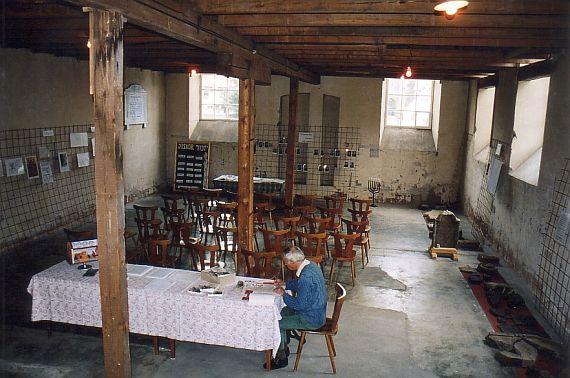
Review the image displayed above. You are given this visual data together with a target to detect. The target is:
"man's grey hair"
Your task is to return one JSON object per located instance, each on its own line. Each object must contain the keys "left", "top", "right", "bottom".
{"left": 284, "top": 246, "right": 305, "bottom": 263}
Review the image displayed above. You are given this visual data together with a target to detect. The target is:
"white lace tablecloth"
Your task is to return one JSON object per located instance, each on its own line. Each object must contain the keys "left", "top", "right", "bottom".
{"left": 27, "top": 261, "right": 283, "bottom": 356}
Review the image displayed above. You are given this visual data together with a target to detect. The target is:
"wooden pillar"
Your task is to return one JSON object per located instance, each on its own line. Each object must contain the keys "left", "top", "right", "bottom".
{"left": 90, "top": 10, "right": 131, "bottom": 377}
{"left": 284, "top": 78, "right": 299, "bottom": 207}
{"left": 237, "top": 78, "right": 255, "bottom": 252}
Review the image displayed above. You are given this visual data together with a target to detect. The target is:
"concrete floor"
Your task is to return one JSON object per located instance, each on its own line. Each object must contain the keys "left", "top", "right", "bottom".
{"left": 1, "top": 202, "right": 542, "bottom": 377}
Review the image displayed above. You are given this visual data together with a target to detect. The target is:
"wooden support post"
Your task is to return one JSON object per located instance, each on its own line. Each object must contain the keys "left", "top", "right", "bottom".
{"left": 284, "top": 78, "right": 299, "bottom": 207}
{"left": 90, "top": 10, "right": 131, "bottom": 377}
{"left": 237, "top": 78, "right": 255, "bottom": 252}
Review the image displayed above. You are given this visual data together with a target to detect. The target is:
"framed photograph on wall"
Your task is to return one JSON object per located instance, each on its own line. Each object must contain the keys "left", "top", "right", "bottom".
{"left": 25, "top": 155, "right": 40, "bottom": 179}
{"left": 5, "top": 157, "right": 25, "bottom": 177}
{"left": 58, "top": 152, "right": 70, "bottom": 172}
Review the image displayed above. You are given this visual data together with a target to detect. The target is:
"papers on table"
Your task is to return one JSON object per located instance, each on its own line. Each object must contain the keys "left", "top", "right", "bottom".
{"left": 248, "top": 293, "right": 276, "bottom": 306}
{"left": 127, "top": 265, "right": 153, "bottom": 277}
{"left": 146, "top": 267, "right": 174, "bottom": 279}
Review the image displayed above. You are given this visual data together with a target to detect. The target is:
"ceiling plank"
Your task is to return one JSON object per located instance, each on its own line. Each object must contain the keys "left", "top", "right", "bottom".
{"left": 218, "top": 13, "right": 568, "bottom": 29}
{"left": 189, "top": 0, "right": 569, "bottom": 16}
{"left": 63, "top": 0, "right": 319, "bottom": 83}
{"left": 236, "top": 26, "right": 566, "bottom": 41}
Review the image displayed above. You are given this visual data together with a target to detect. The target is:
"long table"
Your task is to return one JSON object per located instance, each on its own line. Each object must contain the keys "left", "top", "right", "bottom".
{"left": 27, "top": 261, "right": 283, "bottom": 365}
{"left": 212, "top": 174, "right": 285, "bottom": 194}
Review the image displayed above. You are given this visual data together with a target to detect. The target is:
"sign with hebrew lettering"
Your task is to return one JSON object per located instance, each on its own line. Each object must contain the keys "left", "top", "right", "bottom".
{"left": 174, "top": 142, "right": 210, "bottom": 191}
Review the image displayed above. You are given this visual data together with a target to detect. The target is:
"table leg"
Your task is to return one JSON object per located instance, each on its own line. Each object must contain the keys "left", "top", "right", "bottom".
{"left": 265, "top": 350, "right": 272, "bottom": 371}
{"left": 169, "top": 339, "right": 176, "bottom": 359}
{"left": 153, "top": 336, "right": 159, "bottom": 355}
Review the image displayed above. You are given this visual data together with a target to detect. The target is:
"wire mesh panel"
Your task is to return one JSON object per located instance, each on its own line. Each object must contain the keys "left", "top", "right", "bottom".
{"left": 536, "top": 158, "right": 570, "bottom": 345}
{"left": 0, "top": 125, "right": 95, "bottom": 252}
{"left": 254, "top": 124, "right": 361, "bottom": 197}
{"left": 471, "top": 139, "right": 511, "bottom": 241}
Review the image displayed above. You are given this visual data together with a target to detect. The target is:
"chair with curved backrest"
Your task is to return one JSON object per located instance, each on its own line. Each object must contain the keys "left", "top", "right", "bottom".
{"left": 259, "top": 228, "right": 290, "bottom": 278}
{"left": 161, "top": 194, "right": 186, "bottom": 233}
{"left": 254, "top": 192, "right": 277, "bottom": 221}
{"left": 293, "top": 283, "right": 347, "bottom": 374}
{"left": 347, "top": 208, "right": 372, "bottom": 249}
{"left": 217, "top": 201, "right": 238, "bottom": 228}
{"left": 342, "top": 219, "right": 370, "bottom": 269}
{"left": 319, "top": 195, "right": 345, "bottom": 231}
{"left": 214, "top": 225, "right": 240, "bottom": 273}
{"left": 133, "top": 205, "right": 163, "bottom": 260}
{"left": 273, "top": 215, "right": 301, "bottom": 243}
{"left": 147, "top": 238, "right": 176, "bottom": 268}
{"left": 241, "top": 249, "right": 283, "bottom": 279}
{"left": 188, "top": 241, "right": 220, "bottom": 271}
{"left": 181, "top": 187, "right": 203, "bottom": 223}
{"left": 329, "top": 232, "right": 360, "bottom": 286}
{"left": 170, "top": 220, "right": 198, "bottom": 268}
{"left": 296, "top": 231, "right": 327, "bottom": 273}
{"left": 349, "top": 197, "right": 372, "bottom": 212}
{"left": 203, "top": 188, "right": 224, "bottom": 208}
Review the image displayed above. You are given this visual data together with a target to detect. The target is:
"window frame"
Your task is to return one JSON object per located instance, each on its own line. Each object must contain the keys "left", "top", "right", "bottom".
{"left": 383, "top": 78, "right": 435, "bottom": 130}
{"left": 199, "top": 74, "right": 239, "bottom": 121}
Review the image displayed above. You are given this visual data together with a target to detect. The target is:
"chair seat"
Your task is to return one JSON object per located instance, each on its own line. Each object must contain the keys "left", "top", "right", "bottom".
{"left": 302, "top": 317, "right": 338, "bottom": 335}
{"left": 354, "top": 236, "right": 369, "bottom": 245}
{"left": 179, "top": 237, "right": 198, "bottom": 247}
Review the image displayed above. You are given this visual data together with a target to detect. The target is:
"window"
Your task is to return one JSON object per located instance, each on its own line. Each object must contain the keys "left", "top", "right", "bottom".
{"left": 200, "top": 74, "right": 239, "bottom": 120}
{"left": 473, "top": 86, "right": 496, "bottom": 162}
{"left": 509, "top": 76, "right": 550, "bottom": 186}
{"left": 384, "top": 79, "right": 434, "bottom": 128}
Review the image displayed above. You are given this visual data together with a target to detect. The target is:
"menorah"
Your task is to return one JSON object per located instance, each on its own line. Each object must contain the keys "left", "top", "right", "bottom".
{"left": 368, "top": 177, "right": 381, "bottom": 207}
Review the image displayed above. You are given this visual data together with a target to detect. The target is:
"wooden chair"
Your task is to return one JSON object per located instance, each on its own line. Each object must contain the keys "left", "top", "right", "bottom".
{"left": 294, "top": 283, "right": 347, "bottom": 374}
{"left": 319, "top": 195, "right": 345, "bottom": 231}
{"left": 181, "top": 187, "right": 203, "bottom": 223}
{"left": 342, "top": 219, "right": 370, "bottom": 269}
{"left": 259, "top": 228, "right": 290, "bottom": 278}
{"left": 217, "top": 201, "right": 238, "bottom": 227}
{"left": 202, "top": 188, "right": 224, "bottom": 208}
{"left": 329, "top": 233, "right": 360, "bottom": 286}
{"left": 349, "top": 197, "right": 372, "bottom": 212}
{"left": 196, "top": 206, "right": 221, "bottom": 244}
{"left": 296, "top": 231, "right": 327, "bottom": 273}
{"left": 214, "top": 225, "right": 240, "bottom": 273}
{"left": 170, "top": 220, "right": 198, "bottom": 267}
{"left": 254, "top": 192, "right": 277, "bottom": 220}
{"left": 241, "top": 249, "right": 283, "bottom": 279}
{"left": 147, "top": 238, "right": 176, "bottom": 268}
{"left": 188, "top": 241, "right": 220, "bottom": 271}
{"left": 347, "top": 208, "right": 372, "bottom": 249}
{"left": 161, "top": 194, "right": 186, "bottom": 232}
{"left": 273, "top": 215, "right": 301, "bottom": 243}
{"left": 294, "top": 194, "right": 317, "bottom": 208}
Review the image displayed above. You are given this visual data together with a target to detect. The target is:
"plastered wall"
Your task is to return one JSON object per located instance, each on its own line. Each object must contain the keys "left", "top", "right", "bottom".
{"left": 187, "top": 74, "right": 468, "bottom": 204}
{"left": 461, "top": 55, "right": 570, "bottom": 287}
{"left": 0, "top": 48, "right": 167, "bottom": 250}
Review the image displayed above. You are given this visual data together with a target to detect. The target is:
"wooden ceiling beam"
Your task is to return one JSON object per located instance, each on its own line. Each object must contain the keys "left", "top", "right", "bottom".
{"left": 259, "top": 36, "right": 566, "bottom": 48}
{"left": 218, "top": 13, "right": 568, "bottom": 29}
{"left": 189, "top": 0, "right": 569, "bottom": 16}
{"left": 236, "top": 26, "right": 566, "bottom": 41}
{"left": 63, "top": 0, "right": 319, "bottom": 83}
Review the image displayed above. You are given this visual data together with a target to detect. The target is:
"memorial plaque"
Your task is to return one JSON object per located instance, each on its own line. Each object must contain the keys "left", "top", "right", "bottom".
{"left": 174, "top": 141, "right": 209, "bottom": 191}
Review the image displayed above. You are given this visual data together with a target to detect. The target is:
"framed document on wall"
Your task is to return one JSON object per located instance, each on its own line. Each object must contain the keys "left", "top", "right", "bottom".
{"left": 174, "top": 141, "right": 210, "bottom": 191}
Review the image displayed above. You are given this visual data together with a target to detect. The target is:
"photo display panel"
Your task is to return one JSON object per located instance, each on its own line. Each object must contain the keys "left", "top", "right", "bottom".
{"left": 174, "top": 142, "right": 210, "bottom": 191}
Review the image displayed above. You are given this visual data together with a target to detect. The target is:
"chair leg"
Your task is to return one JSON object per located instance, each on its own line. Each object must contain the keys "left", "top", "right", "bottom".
{"left": 169, "top": 338, "right": 176, "bottom": 359}
{"left": 361, "top": 245, "right": 365, "bottom": 269}
{"left": 329, "top": 260, "right": 336, "bottom": 286}
{"left": 293, "top": 331, "right": 307, "bottom": 372}
{"left": 365, "top": 242, "right": 369, "bottom": 265}
{"left": 329, "top": 334, "right": 337, "bottom": 356}
{"left": 351, "top": 261, "right": 355, "bottom": 286}
{"left": 325, "top": 334, "right": 337, "bottom": 374}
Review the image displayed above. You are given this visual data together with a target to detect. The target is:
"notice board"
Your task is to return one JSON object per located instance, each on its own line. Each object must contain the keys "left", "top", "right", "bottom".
{"left": 174, "top": 142, "right": 210, "bottom": 191}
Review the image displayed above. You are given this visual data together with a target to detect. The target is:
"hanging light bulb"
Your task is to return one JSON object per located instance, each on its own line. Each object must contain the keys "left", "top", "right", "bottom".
{"left": 405, "top": 66, "right": 413, "bottom": 78}
{"left": 86, "top": 40, "right": 91, "bottom": 49}
{"left": 434, "top": 1, "right": 469, "bottom": 19}
{"left": 400, "top": 74, "right": 405, "bottom": 80}
{"left": 190, "top": 69, "right": 198, "bottom": 77}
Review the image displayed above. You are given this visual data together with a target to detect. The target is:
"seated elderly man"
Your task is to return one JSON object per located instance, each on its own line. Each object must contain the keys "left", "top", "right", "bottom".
{"left": 268, "top": 246, "right": 327, "bottom": 370}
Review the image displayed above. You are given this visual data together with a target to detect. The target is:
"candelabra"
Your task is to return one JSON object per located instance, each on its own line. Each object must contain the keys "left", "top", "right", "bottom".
{"left": 367, "top": 177, "right": 381, "bottom": 207}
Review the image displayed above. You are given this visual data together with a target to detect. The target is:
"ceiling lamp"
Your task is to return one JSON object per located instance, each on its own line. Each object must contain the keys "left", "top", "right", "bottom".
{"left": 405, "top": 66, "right": 413, "bottom": 78}
{"left": 434, "top": 1, "right": 469, "bottom": 19}
{"left": 190, "top": 68, "right": 198, "bottom": 77}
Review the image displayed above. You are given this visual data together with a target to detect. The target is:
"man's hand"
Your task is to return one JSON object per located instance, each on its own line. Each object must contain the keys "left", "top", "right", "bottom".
{"left": 273, "top": 278, "right": 283, "bottom": 287}
{"left": 273, "top": 286, "right": 285, "bottom": 296}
